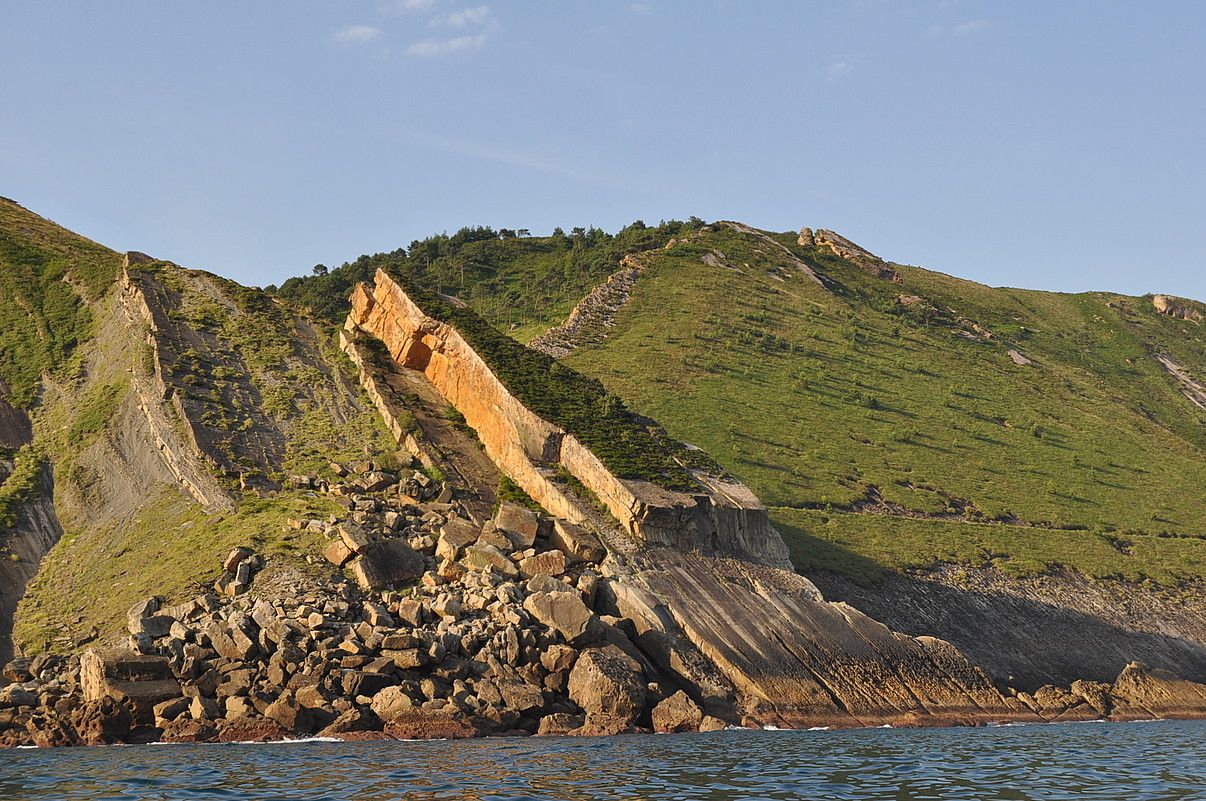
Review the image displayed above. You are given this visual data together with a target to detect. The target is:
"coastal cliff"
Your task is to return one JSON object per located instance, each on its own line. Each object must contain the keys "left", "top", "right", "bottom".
{"left": 0, "top": 199, "right": 1202, "bottom": 747}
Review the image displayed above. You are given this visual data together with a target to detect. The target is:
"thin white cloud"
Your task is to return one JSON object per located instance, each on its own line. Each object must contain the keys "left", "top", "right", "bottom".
{"left": 334, "top": 24, "right": 383, "bottom": 44}
{"left": 950, "top": 19, "right": 989, "bottom": 35}
{"left": 827, "top": 60, "right": 850, "bottom": 80}
{"left": 630, "top": 3, "right": 652, "bottom": 14}
{"left": 412, "top": 135, "right": 633, "bottom": 191}
{"left": 407, "top": 33, "right": 487, "bottom": 57}
{"left": 432, "top": 5, "right": 491, "bottom": 28}
{"left": 929, "top": 19, "right": 990, "bottom": 37}
{"left": 379, "top": 0, "right": 439, "bottom": 13}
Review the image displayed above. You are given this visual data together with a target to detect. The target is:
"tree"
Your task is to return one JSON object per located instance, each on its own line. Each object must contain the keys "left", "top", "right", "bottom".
{"left": 311, "top": 264, "right": 329, "bottom": 277}
{"left": 517, "top": 228, "right": 530, "bottom": 237}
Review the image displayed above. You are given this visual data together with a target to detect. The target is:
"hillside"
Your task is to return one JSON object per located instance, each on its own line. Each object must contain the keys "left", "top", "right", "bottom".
{"left": 279, "top": 221, "right": 1205, "bottom": 587}
{"left": 0, "top": 199, "right": 397, "bottom": 658}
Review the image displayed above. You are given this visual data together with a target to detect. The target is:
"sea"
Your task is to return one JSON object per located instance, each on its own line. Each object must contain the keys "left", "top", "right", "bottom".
{"left": 0, "top": 720, "right": 1201, "bottom": 800}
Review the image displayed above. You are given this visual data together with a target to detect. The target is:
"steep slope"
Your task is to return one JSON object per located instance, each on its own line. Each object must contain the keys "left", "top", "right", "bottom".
{"left": 0, "top": 200, "right": 398, "bottom": 658}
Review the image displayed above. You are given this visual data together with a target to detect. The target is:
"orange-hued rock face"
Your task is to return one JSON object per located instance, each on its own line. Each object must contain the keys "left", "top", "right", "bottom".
{"left": 344, "top": 270, "right": 791, "bottom": 568}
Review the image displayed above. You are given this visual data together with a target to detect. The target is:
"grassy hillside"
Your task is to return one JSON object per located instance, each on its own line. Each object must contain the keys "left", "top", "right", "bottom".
{"left": 274, "top": 220, "right": 700, "bottom": 340}
{"left": 0, "top": 199, "right": 401, "bottom": 652}
{"left": 287, "top": 221, "right": 1204, "bottom": 587}
{"left": 560, "top": 226, "right": 1205, "bottom": 584}
{"left": 0, "top": 198, "right": 121, "bottom": 408}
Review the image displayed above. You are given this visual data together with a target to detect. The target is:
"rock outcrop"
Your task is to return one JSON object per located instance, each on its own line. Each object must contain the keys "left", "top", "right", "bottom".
{"left": 343, "top": 269, "right": 790, "bottom": 569}
{"left": 1152, "top": 294, "right": 1204, "bottom": 323}
{"left": 801, "top": 227, "right": 901, "bottom": 282}
{"left": 530, "top": 260, "right": 644, "bottom": 359}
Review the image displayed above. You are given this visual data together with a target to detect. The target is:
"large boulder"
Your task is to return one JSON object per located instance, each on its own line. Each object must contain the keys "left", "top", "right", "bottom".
{"left": 370, "top": 686, "right": 417, "bottom": 722}
{"left": 493, "top": 502, "right": 544, "bottom": 548}
{"left": 524, "top": 591, "right": 598, "bottom": 643}
{"left": 462, "top": 544, "right": 518, "bottom": 577}
{"left": 80, "top": 649, "right": 181, "bottom": 722}
{"left": 651, "top": 690, "right": 703, "bottom": 733}
{"left": 382, "top": 709, "right": 489, "bottom": 740}
{"left": 437, "top": 517, "right": 480, "bottom": 561}
{"left": 71, "top": 697, "right": 134, "bottom": 745}
{"left": 348, "top": 539, "right": 425, "bottom": 590}
{"left": 550, "top": 520, "right": 605, "bottom": 564}
{"left": 567, "top": 645, "right": 646, "bottom": 735}
{"left": 519, "top": 550, "right": 567, "bottom": 579}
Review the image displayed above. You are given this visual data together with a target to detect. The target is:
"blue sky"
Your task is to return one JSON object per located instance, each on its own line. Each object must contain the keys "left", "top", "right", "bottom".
{"left": 2, "top": 1, "right": 1204, "bottom": 299}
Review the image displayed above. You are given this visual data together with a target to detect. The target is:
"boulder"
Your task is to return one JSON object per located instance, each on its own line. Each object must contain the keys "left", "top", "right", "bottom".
{"left": 370, "top": 685, "right": 417, "bottom": 722}
{"left": 382, "top": 709, "right": 488, "bottom": 740}
{"left": 537, "top": 712, "right": 584, "bottom": 736}
{"left": 567, "top": 645, "right": 646, "bottom": 735}
{"left": 223, "top": 546, "right": 254, "bottom": 573}
{"left": 651, "top": 690, "right": 703, "bottom": 733}
{"left": 493, "top": 502, "right": 544, "bottom": 548}
{"left": 324, "top": 539, "right": 355, "bottom": 567}
{"left": 462, "top": 544, "right": 519, "bottom": 577}
{"left": 437, "top": 517, "right": 481, "bottom": 561}
{"left": 2, "top": 657, "right": 33, "bottom": 683}
{"left": 347, "top": 539, "right": 425, "bottom": 590}
{"left": 524, "top": 591, "right": 598, "bottom": 643}
{"left": 153, "top": 697, "right": 191, "bottom": 726}
{"left": 338, "top": 522, "right": 375, "bottom": 554}
{"left": 216, "top": 716, "right": 290, "bottom": 743}
{"left": 264, "top": 692, "right": 315, "bottom": 734}
{"left": 160, "top": 718, "right": 218, "bottom": 743}
{"left": 126, "top": 597, "right": 162, "bottom": 632}
{"left": 70, "top": 697, "right": 134, "bottom": 745}
{"left": 549, "top": 520, "right": 605, "bottom": 564}
{"left": 519, "top": 550, "right": 567, "bottom": 579}
{"left": 80, "top": 649, "right": 182, "bottom": 722}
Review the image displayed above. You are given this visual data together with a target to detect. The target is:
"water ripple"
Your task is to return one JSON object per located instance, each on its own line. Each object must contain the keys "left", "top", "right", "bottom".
{"left": 0, "top": 720, "right": 1201, "bottom": 800}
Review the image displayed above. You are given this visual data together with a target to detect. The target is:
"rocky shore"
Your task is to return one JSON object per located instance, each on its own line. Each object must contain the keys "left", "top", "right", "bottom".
{"left": 2, "top": 461, "right": 1203, "bottom": 748}
{"left": 0, "top": 462, "right": 726, "bottom": 747}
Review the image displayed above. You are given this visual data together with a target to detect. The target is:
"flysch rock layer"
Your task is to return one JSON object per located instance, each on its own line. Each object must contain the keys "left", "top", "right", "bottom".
{"left": 339, "top": 270, "right": 1090, "bottom": 728}
{"left": 344, "top": 268, "right": 790, "bottom": 569}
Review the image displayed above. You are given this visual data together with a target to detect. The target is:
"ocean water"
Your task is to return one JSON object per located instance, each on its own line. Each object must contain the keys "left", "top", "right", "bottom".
{"left": 0, "top": 720, "right": 1201, "bottom": 800}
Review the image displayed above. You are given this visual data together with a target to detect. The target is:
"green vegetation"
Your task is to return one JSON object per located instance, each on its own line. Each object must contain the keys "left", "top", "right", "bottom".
{"left": 14, "top": 487, "right": 342, "bottom": 654}
{"left": 274, "top": 220, "right": 701, "bottom": 339}
{"left": 0, "top": 445, "right": 45, "bottom": 531}
{"left": 390, "top": 271, "right": 717, "bottom": 491}
{"left": 281, "top": 218, "right": 1204, "bottom": 585}
{"left": 497, "top": 475, "right": 542, "bottom": 513}
{"left": 555, "top": 225, "right": 1205, "bottom": 584}
{"left": 776, "top": 509, "right": 1204, "bottom": 587}
{"left": 0, "top": 198, "right": 121, "bottom": 407}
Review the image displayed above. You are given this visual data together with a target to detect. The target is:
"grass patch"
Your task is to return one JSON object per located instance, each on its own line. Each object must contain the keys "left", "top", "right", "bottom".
{"left": 13, "top": 487, "right": 342, "bottom": 654}
{"left": 774, "top": 508, "right": 1205, "bottom": 588}
{"left": 0, "top": 198, "right": 121, "bottom": 408}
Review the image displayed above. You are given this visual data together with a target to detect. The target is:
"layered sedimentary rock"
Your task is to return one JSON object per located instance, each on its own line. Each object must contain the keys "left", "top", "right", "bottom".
{"left": 339, "top": 270, "right": 1080, "bottom": 728}
{"left": 344, "top": 269, "right": 790, "bottom": 569}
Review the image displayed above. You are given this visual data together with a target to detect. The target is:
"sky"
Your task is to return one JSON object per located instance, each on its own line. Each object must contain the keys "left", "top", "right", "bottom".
{"left": 2, "top": 1, "right": 1204, "bottom": 300}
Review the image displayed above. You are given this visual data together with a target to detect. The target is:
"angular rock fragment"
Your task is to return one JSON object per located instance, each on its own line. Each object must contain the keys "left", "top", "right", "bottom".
{"left": 348, "top": 540, "right": 425, "bottom": 590}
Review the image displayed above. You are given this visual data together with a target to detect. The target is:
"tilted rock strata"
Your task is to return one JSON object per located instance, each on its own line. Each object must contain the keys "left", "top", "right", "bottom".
{"left": 529, "top": 259, "right": 644, "bottom": 359}
{"left": 343, "top": 269, "right": 790, "bottom": 569}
